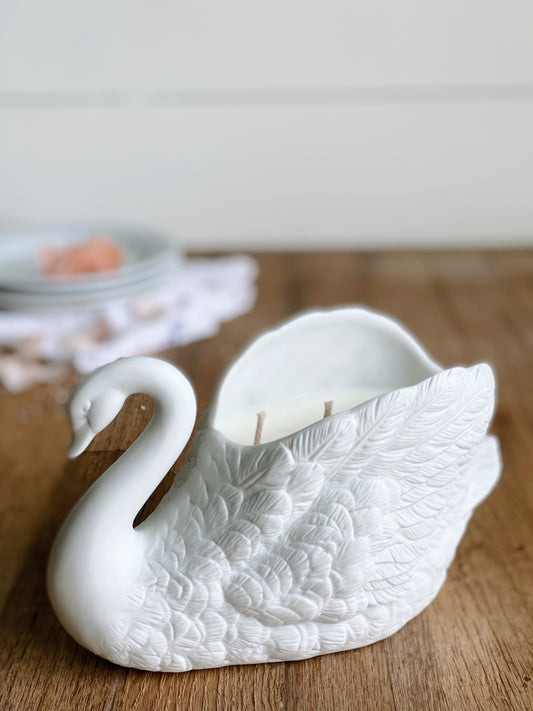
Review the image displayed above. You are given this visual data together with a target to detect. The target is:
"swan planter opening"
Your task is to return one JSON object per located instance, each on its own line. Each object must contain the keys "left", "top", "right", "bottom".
{"left": 47, "top": 308, "right": 501, "bottom": 672}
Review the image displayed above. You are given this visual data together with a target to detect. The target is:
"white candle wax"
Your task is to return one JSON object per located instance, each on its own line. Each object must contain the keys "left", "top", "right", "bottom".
{"left": 217, "top": 387, "right": 383, "bottom": 446}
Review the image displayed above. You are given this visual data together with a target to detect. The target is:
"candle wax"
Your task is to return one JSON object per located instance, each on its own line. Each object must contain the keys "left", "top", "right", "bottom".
{"left": 217, "top": 388, "right": 384, "bottom": 446}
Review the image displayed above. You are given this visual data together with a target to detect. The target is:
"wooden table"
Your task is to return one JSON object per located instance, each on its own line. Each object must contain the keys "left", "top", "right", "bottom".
{"left": 1, "top": 251, "right": 532, "bottom": 711}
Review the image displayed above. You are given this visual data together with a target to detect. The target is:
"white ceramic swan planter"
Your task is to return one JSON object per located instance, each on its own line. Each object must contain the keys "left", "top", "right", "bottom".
{"left": 47, "top": 308, "right": 501, "bottom": 672}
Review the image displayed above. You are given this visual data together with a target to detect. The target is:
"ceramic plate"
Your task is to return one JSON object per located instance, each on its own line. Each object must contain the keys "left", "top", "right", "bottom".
{"left": 0, "top": 257, "right": 181, "bottom": 310}
{"left": 0, "top": 226, "right": 179, "bottom": 294}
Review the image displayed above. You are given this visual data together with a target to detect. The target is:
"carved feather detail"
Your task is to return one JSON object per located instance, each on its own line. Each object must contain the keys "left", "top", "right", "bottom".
{"left": 109, "top": 364, "right": 499, "bottom": 671}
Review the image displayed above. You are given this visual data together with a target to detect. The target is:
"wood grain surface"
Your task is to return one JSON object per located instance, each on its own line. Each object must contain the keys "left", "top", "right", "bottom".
{"left": 1, "top": 251, "right": 532, "bottom": 711}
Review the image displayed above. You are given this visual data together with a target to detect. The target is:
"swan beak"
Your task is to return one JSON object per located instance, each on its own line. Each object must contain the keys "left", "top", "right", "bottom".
{"left": 68, "top": 423, "right": 94, "bottom": 459}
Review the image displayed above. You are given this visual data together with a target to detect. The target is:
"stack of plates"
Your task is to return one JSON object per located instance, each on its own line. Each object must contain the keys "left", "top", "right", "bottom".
{"left": 0, "top": 227, "right": 181, "bottom": 310}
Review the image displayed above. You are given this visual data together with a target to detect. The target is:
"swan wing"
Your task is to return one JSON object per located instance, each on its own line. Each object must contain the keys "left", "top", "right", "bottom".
{"left": 134, "top": 364, "right": 497, "bottom": 667}
{"left": 222, "top": 364, "right": 497, "bottom": 644}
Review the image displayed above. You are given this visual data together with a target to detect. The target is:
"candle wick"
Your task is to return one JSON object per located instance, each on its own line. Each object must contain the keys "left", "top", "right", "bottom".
{"left": 323, "top": 401, "right": 333, "bottom": 418}
{"left": 254, "top": 411, "right": 266, "bottom": 445}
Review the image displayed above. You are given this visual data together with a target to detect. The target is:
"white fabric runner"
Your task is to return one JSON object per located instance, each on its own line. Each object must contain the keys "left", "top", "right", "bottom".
{"left": 0, "top": 255, "right": 258, "bottom": 392}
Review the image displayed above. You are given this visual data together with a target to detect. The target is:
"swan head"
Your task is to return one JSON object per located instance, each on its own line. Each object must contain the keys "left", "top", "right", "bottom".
{"left": 68, "top": 363, "right": 128, "bottom": 458}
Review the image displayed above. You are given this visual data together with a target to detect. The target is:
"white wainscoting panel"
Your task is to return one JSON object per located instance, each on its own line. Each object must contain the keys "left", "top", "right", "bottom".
{"left": 0, "top": 101, "right": 531, "bottom": 248}
{"left": 1, "top": 1, "right": 532, "bottom": 247}
{"left": 1, "top": 1, "right": 533, "bottom": 92}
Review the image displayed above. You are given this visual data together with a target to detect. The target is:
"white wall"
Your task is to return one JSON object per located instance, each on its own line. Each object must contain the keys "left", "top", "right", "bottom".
{"left": 1, "top": 1, "right": 532, "bottom": 249}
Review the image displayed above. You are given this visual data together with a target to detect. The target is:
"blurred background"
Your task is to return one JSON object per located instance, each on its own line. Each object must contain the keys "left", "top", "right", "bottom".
{"left": 1, "top": 0, "right": 532, "bottom": 250}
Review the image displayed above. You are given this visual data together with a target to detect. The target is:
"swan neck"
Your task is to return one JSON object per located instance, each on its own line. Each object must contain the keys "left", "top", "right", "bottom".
{"left": 104, "top": 359, "right": 197, "bottom": 529}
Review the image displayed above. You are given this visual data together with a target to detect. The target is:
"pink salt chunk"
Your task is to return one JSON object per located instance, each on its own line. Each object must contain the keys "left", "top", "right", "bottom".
{"left": 40, "top": 235, "right": 123, "bottom": 278}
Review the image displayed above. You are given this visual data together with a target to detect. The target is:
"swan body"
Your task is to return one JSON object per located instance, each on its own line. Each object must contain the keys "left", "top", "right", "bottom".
{"left": 47, "top": 308, "right": 501, "bottom": 671}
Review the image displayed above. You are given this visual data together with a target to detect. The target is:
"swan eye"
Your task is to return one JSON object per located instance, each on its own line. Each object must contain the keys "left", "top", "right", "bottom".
{"left": 81, "top": 400, "right": 91, "bottom": 415}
